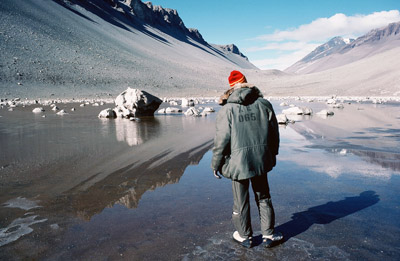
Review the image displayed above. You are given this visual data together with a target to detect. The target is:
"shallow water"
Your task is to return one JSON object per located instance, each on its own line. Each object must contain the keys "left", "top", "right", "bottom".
{"left": 0, "top": 100, "right": 399, "bottom": 260}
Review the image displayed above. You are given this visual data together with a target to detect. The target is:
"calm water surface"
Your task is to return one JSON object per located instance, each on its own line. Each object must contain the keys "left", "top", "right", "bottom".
{"left": 0, "top": 100, "right": 399, "bottom": 260}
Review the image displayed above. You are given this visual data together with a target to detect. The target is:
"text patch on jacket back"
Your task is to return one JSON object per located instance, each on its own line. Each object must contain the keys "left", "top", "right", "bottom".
{"left": 238, "top": 106, "right": 257, "bottom": 123}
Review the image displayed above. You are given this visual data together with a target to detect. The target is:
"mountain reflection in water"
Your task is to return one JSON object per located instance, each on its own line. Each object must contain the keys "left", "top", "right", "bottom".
{"left": 286, "top": 102, "right": 400, "bottom": 175}
{"left": 59, "top": 140, "right": 212, "bottom": 221}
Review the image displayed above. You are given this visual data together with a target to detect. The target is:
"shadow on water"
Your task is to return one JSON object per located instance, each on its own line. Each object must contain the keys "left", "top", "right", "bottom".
{"left": 254, "top": 191, "right": 380, "bottom": 247}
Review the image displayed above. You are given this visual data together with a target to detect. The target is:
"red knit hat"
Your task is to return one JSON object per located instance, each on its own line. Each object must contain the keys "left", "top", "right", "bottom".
{"left": 228, "top": 70, "right": 246, "bottom": 87}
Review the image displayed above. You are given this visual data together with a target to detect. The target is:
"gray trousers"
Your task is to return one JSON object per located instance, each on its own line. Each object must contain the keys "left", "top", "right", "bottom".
{"left": 232, "top": 174, "right": 275, "bottom": 238}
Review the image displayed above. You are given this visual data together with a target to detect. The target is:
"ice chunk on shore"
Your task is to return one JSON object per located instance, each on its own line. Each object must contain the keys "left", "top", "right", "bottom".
{"left": 202, "top": 107, "right": 215, "bottom": 113}
{"left": 282, "top": 106, "right": 312, "bottom": 115}
{"left": 181, "top": 98, "right": 194, "bottom": 107}
{"left": 302, "top": 107, "right": 313, "bottom": 115}
{"left": 332, "top": 103, "right": 344, "bottom": 109}
{"left": 166, "top": 107, "right": 182, "bottom": 113}
{"left": 326, "top": 98, "right": 337, "bottom": 104}
{"left": 56, "top": 109, "right": 67, "bottom": 115}
{"left": 282, "top": 107, "right": 303, "bottom": 115}
{"left": 316, "top": 109, "right": 334, "bottom": 116}
{"left": 32, "top": 107, "right": 45, "bottom": 113}
{"left": 184, "top": 107, "right": 201, "bottom": 116}
{"left": 276, "top": 114, "right": 289, "bottom": 124}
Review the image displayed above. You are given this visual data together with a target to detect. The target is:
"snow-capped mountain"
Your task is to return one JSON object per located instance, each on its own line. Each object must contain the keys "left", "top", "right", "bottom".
{"left": 0, "top": 0, "right": 256, "bottom": 98}
{"left": 285, "top": 37, "right": 353, "bottom": 73}
{"left": 284, "top": 21, "right": 400, "bottom": 74}
{"left": 340, "top": 21, "right": 400, "bottom": 52}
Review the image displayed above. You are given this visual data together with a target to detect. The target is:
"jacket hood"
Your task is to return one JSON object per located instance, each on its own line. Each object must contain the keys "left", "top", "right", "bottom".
{"left": 219, "top": 83, "right": 263, "bottom": 106}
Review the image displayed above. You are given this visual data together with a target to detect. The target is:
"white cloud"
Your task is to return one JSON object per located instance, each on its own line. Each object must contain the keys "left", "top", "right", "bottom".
{"left": 258, "top": 10, "right": 400, "bottom": 42}
{"left": 246, "top": 41, "right": 319, "bottom": 52}
{"left": 248, "top": 10, "right": 400, "bottom": 70}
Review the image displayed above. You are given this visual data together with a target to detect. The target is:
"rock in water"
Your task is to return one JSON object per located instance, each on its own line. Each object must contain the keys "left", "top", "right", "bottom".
{"left": 184, "top": 107, "right": 201, "bottom": 116}
{"left": 98, "top": 108, "right": 117, "bottom": 118}
{"left": 181, "top": 98, "right": 194, "bottom": 107}
{"left": 115, "top": 88, "right": 162, "bottom": 117}
{"left": 276, "top": 114, "right": 289, "bottom": 124}
{"left": 282, "top": 107, "right": 304, "bottom": 115}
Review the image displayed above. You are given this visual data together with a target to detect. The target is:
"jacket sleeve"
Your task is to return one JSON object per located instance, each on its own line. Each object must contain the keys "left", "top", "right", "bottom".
{"left": 211, "top": 107, "right": 232, "bottom": 171}
{"left": 268, "top": 108, "right": 280, "bottom": 157}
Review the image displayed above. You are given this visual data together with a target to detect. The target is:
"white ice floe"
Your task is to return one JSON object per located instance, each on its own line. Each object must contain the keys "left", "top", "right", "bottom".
{"left": 316, "top": 109, "right": 334, "bottom": 116}
{"left": 0, "top": 215, "right": 47, "bottom": 247}
{"left": 32, "top": 107, "right": 45, "bottom": 113}
{"left": 282, "top": 107, "right": 303, "bottom": 115}
{"left": 276, "top": 114, "right": 289, "bottom": 124}
{"left": 51, "top": 106, "right": 59, "bottom": 111}
{"left": 3, "top": 197, "right": 41, "bottom": 210}
{"left": 326, "top": 98, "right": 337, "bottom": 104}
{"left": 202, "top": 107, "right": 215, "bottom": 113}
{"left": 279, "top": 102, "right": 289, "bottom": 106}
{"left": 181, "top": 98, "right": 194, "bottom": 107}
{"left": 71, "top": 107, "right": 76, "bottom": 111}
{"left": 200, "top": 111, "right": 208, "bottom": 117}
{"left": 166, "top": 107, "right": 182, "bottom": 113}
{"left": 332, "top": 103, "right": 344, "bottom": 109}
{"left": 158, "top": 107, "right": 182, "bottom": 114}
{"left": 56, "top": 109, "right": 67, "bottom": 115}
{"left": 184, "top": 107, "right": 201, "bottom": 117}
{"left": 302, "top": 107, "right": 313, "bottom": 115}
{"left": 282, "top": 106, "right": 312, "bottom": 115}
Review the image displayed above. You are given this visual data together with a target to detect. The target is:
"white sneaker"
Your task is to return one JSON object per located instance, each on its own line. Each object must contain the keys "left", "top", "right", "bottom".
{"left": 233, "top": 231, "right": 248, "bottom": 242}
{"left": 263, "top": 231, "right": 283, "bottom": 242}
{"left": 232, "top": 231, "right": 253, "bottom": 248}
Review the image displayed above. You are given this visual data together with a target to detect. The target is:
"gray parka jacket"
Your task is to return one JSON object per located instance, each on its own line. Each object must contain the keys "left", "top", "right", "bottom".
{"left": 211, "top": 83, "right": 279, "bottom": 181}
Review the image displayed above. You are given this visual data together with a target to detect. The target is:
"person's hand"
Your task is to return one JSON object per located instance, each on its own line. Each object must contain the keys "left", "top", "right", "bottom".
{"left": 213, "top": 170, "right": 222, "bottom": 179}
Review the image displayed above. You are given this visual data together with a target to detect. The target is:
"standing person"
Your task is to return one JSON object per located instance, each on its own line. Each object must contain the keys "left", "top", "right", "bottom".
{"left": 211, "top": 70, "right": 283, "bottom": 248}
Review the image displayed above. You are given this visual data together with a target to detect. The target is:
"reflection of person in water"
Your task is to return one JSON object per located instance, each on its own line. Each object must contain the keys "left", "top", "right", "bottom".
{"left": 211, "top": 70, "right": 282, "bottom": 248}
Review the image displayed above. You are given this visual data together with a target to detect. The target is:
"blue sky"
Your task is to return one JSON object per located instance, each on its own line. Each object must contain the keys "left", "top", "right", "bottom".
{"left": 150, "top": 0, "right": 400, "bottom": 70}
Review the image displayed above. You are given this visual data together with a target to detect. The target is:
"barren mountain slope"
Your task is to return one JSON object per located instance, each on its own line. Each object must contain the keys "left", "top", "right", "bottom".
{"left": 0, "top": 0, "right": 256, "bottom": 98}
{"left": 284, "top": 22, "right": 400, "bottom": 75}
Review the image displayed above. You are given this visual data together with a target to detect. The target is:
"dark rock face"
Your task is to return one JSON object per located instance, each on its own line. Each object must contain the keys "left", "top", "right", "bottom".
{"left": 120, "top": 0, "right": 205, "bottom": 43}
{"left": 213, "top": 44, "right": 249, "bottom": 60}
